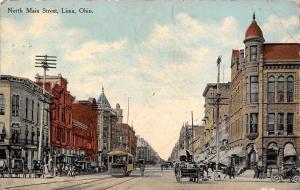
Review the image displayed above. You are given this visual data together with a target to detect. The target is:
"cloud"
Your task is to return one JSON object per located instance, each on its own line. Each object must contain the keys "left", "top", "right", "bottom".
{"left": 262, "top": 15, "right": 300, "bottom": 42}
{"left": 64, "top": 40, "right": 127, "bottom": 62}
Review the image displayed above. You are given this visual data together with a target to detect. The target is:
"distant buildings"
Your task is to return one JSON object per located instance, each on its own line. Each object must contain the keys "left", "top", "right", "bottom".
{"left": 202, "top": 83, "right": 230, "bottom": 159}
{"left": 136, "top": 136, "right": 161, "bottom": 164}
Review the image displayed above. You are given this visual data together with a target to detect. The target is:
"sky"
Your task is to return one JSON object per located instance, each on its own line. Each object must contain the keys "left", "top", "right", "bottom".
{"left": 0, "top": 0, "right": 299, "bottom": 160}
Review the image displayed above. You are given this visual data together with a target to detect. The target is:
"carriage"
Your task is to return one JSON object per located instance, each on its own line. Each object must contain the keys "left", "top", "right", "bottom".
{"left": 32, "top": 160, "right": 44, "bottom": 178}
{"left": 174, "top": 152, "right": 206, "bottom": 183}
{"left": 108, "top": 150, "right": 134, "bottom": 177}
{"left": 271, "top": 163, "right": 300, "bottom": 183}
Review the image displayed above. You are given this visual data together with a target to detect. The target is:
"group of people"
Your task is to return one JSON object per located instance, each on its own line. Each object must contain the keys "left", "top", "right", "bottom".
{"left": 54, "top": 163, "right": 76, "bottom": 177}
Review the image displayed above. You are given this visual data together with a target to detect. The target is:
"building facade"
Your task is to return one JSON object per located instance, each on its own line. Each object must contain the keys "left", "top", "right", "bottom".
{"left": 96, "top": 87, "right": 118, "bottom": 167}
{"left": 202, "top": 83, "right": 230, "bottom": 156}
{"left": 0, "top": 75, "right": 50, "bottom": 169}
{"left": 72, "top": 99, "right": 98, "bottom": 161}
{"left": 36, "top": 74, "right": 75, "bottom": 164}
{"left": 229, "top": 14, "right": 300, "bottom": 171}
{"left": 192, "top": 124, "right": 205, "bottom": 154}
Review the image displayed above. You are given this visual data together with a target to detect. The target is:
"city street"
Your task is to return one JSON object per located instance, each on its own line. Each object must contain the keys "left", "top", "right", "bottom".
{"left": 0, "top": 167, "right": 299, "bottom": 190}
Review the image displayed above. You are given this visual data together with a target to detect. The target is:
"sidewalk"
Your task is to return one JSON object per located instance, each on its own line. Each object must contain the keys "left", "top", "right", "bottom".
{"left": 207, "top": 171, "right": 272, "bottom": 183}
{"left": 0, "top": 173, "right": 110, "bottom": 189}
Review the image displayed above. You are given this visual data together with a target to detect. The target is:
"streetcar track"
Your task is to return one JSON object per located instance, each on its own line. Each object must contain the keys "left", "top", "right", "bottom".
{"left": 55, "top": 177, "right": 117, "bottom": 190}
{"left": 55, "top": 177, "right": 137, "bottom": 190}
{"left": 101, "top": 177, "right": 137, "bottom": 190}
{"left": 3, "top": 176, "right": 111, "bottom": 190}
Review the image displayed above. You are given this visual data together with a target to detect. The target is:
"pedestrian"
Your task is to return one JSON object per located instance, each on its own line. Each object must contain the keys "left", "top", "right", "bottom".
{"left": 71, "top": 165, "right": 76, "bottom": 178}
{"left": 269, "top": 166, "right": 272, "bottom": 178}
{"left": 67, "top": 164, "right": 72, "bottom": 177}
{"left": 224, "top": 165, "right": 231, "bottom": 179}
{"left": 254, "top": 164, "right": 258, "bottom": 179}
{"left": 231, "top": 165, "right": 235, "bottom": 179}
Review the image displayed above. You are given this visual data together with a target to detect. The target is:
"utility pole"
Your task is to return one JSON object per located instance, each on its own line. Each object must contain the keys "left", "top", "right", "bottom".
{"left": 216, "top": 56, "right": 221, "bottom": 171}
{"left": 127, "top": 97, "right": 129, "bottom": 124}
{"left": 191, "top": 111, "right": 194, "bottom": 153}
{"left": 35, "top": 55, "right": 57, "bottom": 161}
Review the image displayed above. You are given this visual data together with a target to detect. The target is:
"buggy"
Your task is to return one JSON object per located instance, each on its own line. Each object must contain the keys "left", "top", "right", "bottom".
{"left": 174, "top": 151, "right": 207, "bottom": 183}
{"left": 271, "top": 165, "right": 300, "bottom": 183}
{"left": 32, "top": 160, "right": 43, "bottom": 178}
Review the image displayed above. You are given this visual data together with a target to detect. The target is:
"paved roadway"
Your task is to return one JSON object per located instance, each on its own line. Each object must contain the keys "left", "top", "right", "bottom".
{"left": 1, "top": 167, "right": 300, "bottom": 190}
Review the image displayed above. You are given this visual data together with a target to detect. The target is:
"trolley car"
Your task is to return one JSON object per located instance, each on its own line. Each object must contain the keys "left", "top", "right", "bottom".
{"left": 108, "top": 150, "right": 134, "bottom": 177}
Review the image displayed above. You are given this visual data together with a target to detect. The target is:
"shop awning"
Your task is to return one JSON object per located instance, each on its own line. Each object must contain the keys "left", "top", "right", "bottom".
{"left": 284, "top": 143, "right": 297, "bottom": 157}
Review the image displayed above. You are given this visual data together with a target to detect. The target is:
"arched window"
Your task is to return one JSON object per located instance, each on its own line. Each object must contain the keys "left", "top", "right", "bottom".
{"left": 277, "top": 76, "right": 284, "bottom": 102}
{"left": 267, "top": 143, "right": 278, "bottom": 168}
{"left": 287, "top": 76, "right": 294, "bottom": 102}
{"left": 267, "top": 76, "right": 275, "bottom": 102}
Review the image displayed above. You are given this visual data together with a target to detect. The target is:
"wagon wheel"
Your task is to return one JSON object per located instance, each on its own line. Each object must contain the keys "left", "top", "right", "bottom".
{"left": 176, "top": 170, "right": 181, "bottom": 183}
{"left": 213, "top": 172, "right": 220, "bottom": 181}
{"left": 292, "top": 175, "right": 300, "bottom": 183}
{"left": 271, "top": 174, "right": 281, "bottom": 183}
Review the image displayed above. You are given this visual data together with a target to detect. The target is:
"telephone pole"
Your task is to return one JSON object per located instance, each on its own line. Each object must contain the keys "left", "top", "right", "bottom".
{"left": 127, "top": 97, "right": 130, "bottom": 124}
{"left": 216, "top": 56, "right": 221, "bottom": 171}
{"left": 35, "top": 55, "right": 57, "bottom": 161}
{"left": 191, "top": 111, "right": 194, "bottom": 153}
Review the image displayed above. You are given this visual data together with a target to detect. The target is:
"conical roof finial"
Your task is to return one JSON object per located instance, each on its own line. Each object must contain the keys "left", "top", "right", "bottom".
{"left": 102, "top": 85, "right": 104, "bottom": 93}
{"left": 253, "top": 12, "right": 256, "bottom": 21}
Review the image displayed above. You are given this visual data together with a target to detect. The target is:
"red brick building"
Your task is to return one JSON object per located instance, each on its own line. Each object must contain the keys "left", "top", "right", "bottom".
{"left": 114, "top": 123, "right": 137, "bottom": 155}
{"left": 36, "top": 74, "right": 75, "bottom": 163}
{"left": 72, "top": 99, "right": 98, "bottom": 161}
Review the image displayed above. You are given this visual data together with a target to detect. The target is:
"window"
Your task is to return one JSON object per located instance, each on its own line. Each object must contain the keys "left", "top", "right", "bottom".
{"left": 277, "top": 76, "right": 284, "bottom": 102}
{"left": 37, "top": 103, "right": 40, "bottom": 123}
{"left": 287, "top": 113, "right": 294, "bottom": 135}
{"left": 56, "top": 127, "right": 60, "bottom": 141}
{"left": 277, "top": 113, "right": 284, "bottom": 135}
{"left": 11, "top": 129, "right": 19, "bottom": 143}
{"left": 267, "top": 113, "right": 275, "bottom": 135}
{"left": 250, "top": 46, "right": 257, "bottom": 61}
{"left": 31, "top": 100, "right": 34, "bottom": 121}
{"left": 246, "top": 114, "right": 249, "bottom": 134}
{"left": 25, "top": 98, "right": 28, "bottom": 119}
{"left": 250, "top": 76, "right": 258, "bottom": 103}
{"left": 250, "top": 113, "right": 258, "bottom": 134}
{"left": 287, "top": 76, "right": 294, "bottom": 102}
{"left": 0, "top": 94, "right": 4, "bottom": 115}
{"left": 37, "top": 128, "right": 40, "bottom": 145}
{"left": 11, "top": 95, "right": 19, "bottom": 116}
{"left": 267, "top": 76, "right": 275, "bottom": 102}
{"left": 0, "top": 123, "right": 4, "bottom": 142}
{"left": 25, "top": 126, "right": 29, "bottom": 144}
{"left": 31, "top": 127, "right": 35, "bottom": 145}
